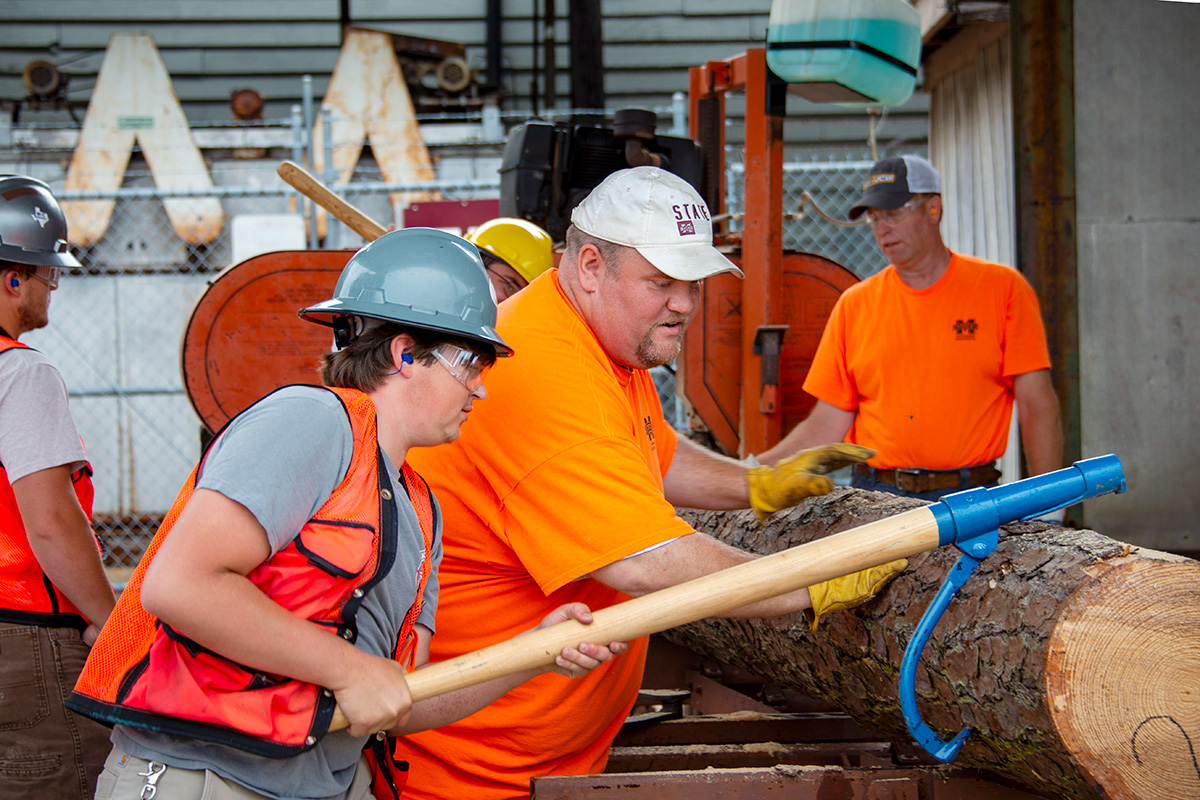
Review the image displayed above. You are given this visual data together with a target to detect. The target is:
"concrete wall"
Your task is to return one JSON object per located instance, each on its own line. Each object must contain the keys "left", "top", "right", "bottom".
{"left": 1075, "top": 0, "right": 1200, "bottom": 549}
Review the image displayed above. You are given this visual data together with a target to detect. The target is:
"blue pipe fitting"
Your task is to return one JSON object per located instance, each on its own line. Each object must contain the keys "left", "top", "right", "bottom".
{"left": 899, "top": 455, "right": 1127, "bottom": 763}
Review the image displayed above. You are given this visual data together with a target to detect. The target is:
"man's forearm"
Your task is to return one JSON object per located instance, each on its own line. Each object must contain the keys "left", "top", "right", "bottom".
{"left": 26, "top": 525, "right": 116, "bottom": 626}
{"left": 756, "top": 401, "right": 856, "bottom": 466}
{"left": 1021, "top": 407, "right": 1063, "bottom": 476}
{"left": 16, "top": 467, "right": 116, "bottom": 626}
{"left": 140, "top": 489, "right": 415, "bottom": 738}
{"left": 592, "top": 532, "right": 813, "bottom": 617}
{"left": 662, "top": 435, "right": 751, "bottom": 509}
{"left": 1014, "top": 371, "right": 1063, "bottom": 477}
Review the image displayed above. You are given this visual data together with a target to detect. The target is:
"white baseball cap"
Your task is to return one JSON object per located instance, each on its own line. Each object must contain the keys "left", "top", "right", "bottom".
{"left": 570, "top": 167, "right": 744, "bottom": 281}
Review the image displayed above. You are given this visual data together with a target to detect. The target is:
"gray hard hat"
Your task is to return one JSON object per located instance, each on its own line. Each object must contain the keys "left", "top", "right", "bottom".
{"left": 299, "top": 227, "right": 512, "bottom": 356}
{"left": 0, "top": 175, "right": 81, "bottom": 268}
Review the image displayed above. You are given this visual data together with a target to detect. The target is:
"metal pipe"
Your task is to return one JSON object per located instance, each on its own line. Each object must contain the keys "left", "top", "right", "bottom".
{"left": 321, "top": 105, "right": 339, "bottom": 248}
{"left": 670, "top": 92, "right": 687, "bottom": 137}
{"left": 68, "top": 387, "right": 184, "bottom": 398}
{"left": 486, "top": 0, "right": 503, "bottom": 89}
{"left": 542, "top": 0, "right": 555, "bottom": 110}
{"left": 301, "top": 74, "right": 318, "bottom": 249}
{"left": 530, "top": 0, "right": 540, "bottom": 114}
{"left": 59, "top": 179, "right": 501, "bottom": 201}
{"left": 289, "top": 104, "right": 305, "bottom": 229}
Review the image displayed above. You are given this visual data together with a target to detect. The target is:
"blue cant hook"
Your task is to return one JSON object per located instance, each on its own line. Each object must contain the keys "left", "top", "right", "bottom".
{"left": 898, "top": 455, "right": 1127, "bottom": 763}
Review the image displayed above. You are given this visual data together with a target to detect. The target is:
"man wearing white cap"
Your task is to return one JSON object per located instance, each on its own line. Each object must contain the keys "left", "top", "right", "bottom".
{"left": 396, "top": 167, "right": 906, "bottom": 799}
{"left": 757, "top": 155, "right": 1063, "bottom": 500}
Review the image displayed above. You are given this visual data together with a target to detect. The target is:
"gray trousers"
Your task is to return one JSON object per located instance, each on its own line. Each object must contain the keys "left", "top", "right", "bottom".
{"left": 94, "top": 750, "right": 374, "bottom": 800}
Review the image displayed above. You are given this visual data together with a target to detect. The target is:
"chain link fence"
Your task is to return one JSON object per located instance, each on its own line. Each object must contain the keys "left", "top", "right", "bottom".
{"left": 725, "top": 147, "right": 928, "bottom": 279}
{"left": 12, "top": 144, "right": 921, "bottom": 576}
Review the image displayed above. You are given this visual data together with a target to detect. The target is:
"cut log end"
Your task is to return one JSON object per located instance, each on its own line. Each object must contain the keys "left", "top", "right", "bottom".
{"left": 1047, "top": 556, "right": 1200, "bottom": 800}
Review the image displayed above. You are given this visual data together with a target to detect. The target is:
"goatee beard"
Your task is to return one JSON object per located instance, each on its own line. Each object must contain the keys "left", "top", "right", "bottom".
{"left": 634, "top": 318, "right": 689, "bottom": 368}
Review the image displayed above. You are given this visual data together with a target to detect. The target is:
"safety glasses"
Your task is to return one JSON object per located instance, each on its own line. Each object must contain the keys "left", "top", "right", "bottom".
{"left": 28, "top": 265, "right": 61, "bottom": 289}
{"left": 864, "top": 196, "right": 928, "bottom": 227}
{"left": 485, "top": 264, "right": 524, "bottom": 298}
{"left": 431, "top": 344, "right": 492, "bottom": 391}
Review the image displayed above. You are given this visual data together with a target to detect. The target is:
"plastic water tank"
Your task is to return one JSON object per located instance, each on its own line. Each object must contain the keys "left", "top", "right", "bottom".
{"left": 766, "top": 0, "right": 921, "bottom": 107}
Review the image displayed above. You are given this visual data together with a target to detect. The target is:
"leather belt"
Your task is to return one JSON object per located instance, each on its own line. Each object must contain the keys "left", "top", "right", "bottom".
{"left": 855, "top": 463, "right": 1001, "bottom": 494}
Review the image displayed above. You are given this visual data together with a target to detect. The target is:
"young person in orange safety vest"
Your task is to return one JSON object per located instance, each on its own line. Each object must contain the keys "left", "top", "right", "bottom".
{"left": 69, "top": 229, "right": 627, "bottom": 800}
{"left": 0, "top": 174, "right": 117, "bottom": 800}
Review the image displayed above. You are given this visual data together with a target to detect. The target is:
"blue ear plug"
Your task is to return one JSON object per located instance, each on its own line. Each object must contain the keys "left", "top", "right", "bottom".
{"left": 386, "top": 353, "right": 414, "bottom": 376}
{"left": 9, "top": 278, "right": 17, "bottom": 288}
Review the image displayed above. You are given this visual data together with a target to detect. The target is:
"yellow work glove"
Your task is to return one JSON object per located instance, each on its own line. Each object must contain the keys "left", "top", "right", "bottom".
{"left": 746, "top": 443, "right": 875, "bottom": 522}
{"left": 806, "top": 559, "right": 908, "bottom": 632}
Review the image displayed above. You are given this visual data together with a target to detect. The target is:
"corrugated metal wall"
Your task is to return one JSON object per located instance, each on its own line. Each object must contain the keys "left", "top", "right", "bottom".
{"left": 1, "top": 0, "right": 927, "bottom": 148}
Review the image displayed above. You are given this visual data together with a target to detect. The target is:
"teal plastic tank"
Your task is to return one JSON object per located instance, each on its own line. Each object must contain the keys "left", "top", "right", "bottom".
{"left": 766, "top": 0, "right": 921, "bottom": 107}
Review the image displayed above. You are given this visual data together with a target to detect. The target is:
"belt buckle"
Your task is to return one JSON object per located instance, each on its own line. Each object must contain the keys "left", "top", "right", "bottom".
{"left": 895, "top": 467, "right": 924, "bottom": 493}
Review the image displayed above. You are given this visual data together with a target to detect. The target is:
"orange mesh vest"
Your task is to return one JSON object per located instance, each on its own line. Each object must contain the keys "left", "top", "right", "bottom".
{"left": 68, "top": 386, "right": 435, "bottom": 758}
{"left": 0, "top": 335, "right": 98, "bottom": 629}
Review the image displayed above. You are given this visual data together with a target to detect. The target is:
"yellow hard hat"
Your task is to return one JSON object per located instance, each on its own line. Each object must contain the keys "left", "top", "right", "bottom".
{"left": 466, "top": 218, "right": 554, "bottom": 283}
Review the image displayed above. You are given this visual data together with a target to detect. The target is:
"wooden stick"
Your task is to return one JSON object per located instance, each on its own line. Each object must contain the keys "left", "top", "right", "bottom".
{"left": 329, "top": 505, "right": 940, "bottom": 731}
{"left": 276, "top": 160, "right": 387, "bottom": 242}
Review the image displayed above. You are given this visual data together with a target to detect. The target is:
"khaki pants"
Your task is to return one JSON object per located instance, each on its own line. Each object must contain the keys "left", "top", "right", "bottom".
{"left": 93, "top": 750, "right": 374, "bottom": 800}
{"left": 0, "top": 622, "right": 113, "bottom": 800}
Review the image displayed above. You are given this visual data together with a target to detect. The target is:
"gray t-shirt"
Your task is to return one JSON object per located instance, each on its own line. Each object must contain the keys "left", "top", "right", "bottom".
{"left": 0, "top": 346, "right": 87, "bottom": 481}
{"left": 114, "top": 386, "right": 441, "bottom": 800}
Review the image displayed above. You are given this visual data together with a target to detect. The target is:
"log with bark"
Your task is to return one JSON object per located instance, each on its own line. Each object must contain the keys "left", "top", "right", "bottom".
{"left": 669, "top": 488, "right": 1200, "bottom": 800}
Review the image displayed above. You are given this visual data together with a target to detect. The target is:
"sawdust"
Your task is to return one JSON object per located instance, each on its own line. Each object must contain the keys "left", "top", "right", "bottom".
{"left": 701, "top": 710, "right": 772, "bottom": 721}
{"left": 773, "top": 764, "right": 843, "bottom": 777}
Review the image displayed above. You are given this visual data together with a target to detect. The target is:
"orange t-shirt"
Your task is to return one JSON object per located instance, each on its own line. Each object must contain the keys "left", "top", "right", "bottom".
{"left": 398, "top": 270, "right": 695, "bottom": 799}
{"left": 803, "top": 253, "right": 1051, "bottom": 470}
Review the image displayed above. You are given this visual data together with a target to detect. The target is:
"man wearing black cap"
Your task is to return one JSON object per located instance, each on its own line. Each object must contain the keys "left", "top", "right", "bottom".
{"left": 757, "top": 155, "right": 1063, "bottom": 501}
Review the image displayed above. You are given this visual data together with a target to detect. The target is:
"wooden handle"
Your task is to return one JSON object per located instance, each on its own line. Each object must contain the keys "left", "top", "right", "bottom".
{"left": 276, "top": 160, "right": 387, "bottom": 242}
{"left": 328, "top": 505, "right": 941, "bottom": 733}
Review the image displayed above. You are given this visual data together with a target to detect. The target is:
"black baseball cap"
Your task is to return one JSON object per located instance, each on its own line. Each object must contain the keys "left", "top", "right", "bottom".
{"left": 848, "top": 155, "right": 943, "bottom": 220}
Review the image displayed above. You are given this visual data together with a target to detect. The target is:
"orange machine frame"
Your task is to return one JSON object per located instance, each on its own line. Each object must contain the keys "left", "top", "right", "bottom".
{"left": 680, "top": 48, "right": 858, "bottom": 458}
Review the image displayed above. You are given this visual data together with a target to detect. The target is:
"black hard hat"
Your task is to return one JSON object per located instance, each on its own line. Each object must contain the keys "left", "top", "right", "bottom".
{"left": 0, "top": 175, "right": 80, "bottom": 268}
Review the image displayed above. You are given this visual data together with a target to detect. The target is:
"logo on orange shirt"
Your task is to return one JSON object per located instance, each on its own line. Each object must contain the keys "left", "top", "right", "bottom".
{"left": 954, "top": 319, "right": 977, "bottom": 340}
{"left": 643, "top": 415, "right": 656, "bottom": 446}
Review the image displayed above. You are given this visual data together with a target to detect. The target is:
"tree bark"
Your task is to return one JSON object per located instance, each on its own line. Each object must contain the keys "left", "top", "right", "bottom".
{"left": 669, "top": 488, "right": 1200, "bottom": 800}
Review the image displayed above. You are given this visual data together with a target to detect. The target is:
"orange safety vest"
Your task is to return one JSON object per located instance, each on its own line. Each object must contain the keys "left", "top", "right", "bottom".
{"left": 68, "top": 386, "right": 436, "bottom": 760}
{"left": 0, "top": 335, "right": 98, "bottom": 630}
